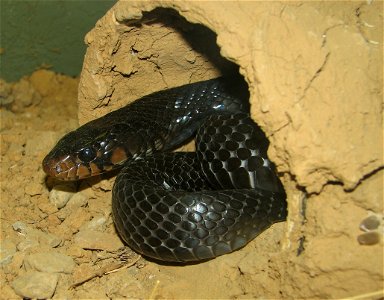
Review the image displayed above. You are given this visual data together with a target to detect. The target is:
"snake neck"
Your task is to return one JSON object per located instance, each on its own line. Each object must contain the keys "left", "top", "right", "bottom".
{"left": 42, "top": 77, "right": 250, "bottom": 181}
{"left": 116, "top": 76, "right": 250, "bottom": 150}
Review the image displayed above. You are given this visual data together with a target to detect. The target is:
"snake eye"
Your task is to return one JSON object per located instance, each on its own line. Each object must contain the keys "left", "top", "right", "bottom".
{"left": 78, "top": 147, "right": 97, "bottom": 163}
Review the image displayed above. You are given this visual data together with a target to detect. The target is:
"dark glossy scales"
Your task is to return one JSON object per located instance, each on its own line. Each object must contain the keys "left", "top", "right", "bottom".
{"left": 197, "top": 113, "right": 285, "bottom": 194}
{"left": 112, "top": 112, "right": 287, "bottom": 262}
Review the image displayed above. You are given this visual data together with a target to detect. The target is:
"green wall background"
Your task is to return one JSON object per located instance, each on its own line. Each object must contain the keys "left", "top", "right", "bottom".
{"left": 0, "top": 0, "right": 115, "bottom": 81}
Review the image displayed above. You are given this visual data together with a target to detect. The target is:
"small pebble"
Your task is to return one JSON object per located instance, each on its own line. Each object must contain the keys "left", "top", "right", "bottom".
{"left": 24, "top": 251, "right": 75, "bottom": 274}
{"left": 13, "top": 222, "right": 61, "bottom": 249}
{"left": 12, "top": 221, "right": 28, "bottom": 235}
{"left": 49, "top": 184, "right": 76, "bottom": 209}
{"left": 74, "top": 229, "right": 124, "bottom": 252}
{"left": 56, "top": 192, "right": 89, "bottom": 220}
{"left": 0, "top": 239, "right": 16, "bottom": 266}
{"left": 17, "top": 239, "right": 39, "bottom": 252}
{"left": 11, "top": 271, "right": 58, "bottom": 299}
{"left": 359, "top": 215, "right": 381, "bottom": 232}
{"left": 66, "top": 192, "right": 88, "bottom": 209}
{"left": 80, "top": 216, "right": 108, "bottom": 231}
{"left": 357, "top": 231, "right": 380, "bottom": 245}
{"left": 37, "top": 231, "right": 62, "bottom": 248}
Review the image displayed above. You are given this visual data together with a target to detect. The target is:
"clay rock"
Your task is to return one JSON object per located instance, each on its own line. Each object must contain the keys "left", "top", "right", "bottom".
{"left": 11, "top": 271, "right": 59, "bottom": 299}
{"left": 24, "top": 251, "right": 76, "bottom": 274}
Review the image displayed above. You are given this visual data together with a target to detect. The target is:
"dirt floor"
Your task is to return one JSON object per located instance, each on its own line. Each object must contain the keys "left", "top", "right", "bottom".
{"left": 1, "top": 1, "right": 383, "bottom": 299}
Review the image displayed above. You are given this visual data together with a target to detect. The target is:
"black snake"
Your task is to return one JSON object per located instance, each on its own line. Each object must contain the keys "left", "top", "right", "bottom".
{"left": 42, "top": 77, "right": 287, "bottom": 262}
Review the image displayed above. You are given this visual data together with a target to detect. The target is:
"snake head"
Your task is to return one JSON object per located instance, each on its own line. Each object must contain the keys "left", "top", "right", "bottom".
{"left": 42, "top": 121, "right": 141, "bottom": 181}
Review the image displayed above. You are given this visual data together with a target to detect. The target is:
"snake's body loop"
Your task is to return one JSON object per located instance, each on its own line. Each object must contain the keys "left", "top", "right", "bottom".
{"left": 43, "top": 77, "right": 287, "bottom": 262}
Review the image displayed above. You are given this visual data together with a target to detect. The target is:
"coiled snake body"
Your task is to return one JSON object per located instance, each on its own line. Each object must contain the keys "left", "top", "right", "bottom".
{"left": 43, "top": 77, "right": 287, "bottom": 262}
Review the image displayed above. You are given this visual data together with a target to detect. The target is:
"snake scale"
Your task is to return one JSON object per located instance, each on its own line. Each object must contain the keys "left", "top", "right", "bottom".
{"left": 43, "top": 77, "right": 287, "bottom": 262}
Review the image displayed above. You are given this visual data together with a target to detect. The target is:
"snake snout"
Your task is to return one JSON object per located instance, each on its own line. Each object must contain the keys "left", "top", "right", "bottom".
{"left": 42, "top": 155, "right": 80, "bottom": 181}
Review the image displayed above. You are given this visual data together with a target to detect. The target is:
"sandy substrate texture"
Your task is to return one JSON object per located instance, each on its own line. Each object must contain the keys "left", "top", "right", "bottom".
{"left": 0, "top": 1, "right": 383, "bottom": 299}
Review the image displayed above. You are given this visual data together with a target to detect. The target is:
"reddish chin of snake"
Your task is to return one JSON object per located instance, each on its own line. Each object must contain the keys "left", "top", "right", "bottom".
{"left": 43, "top": 147, "right": 129, "bottom": 181}
{"left": 42, "top": 155, "right": 102, "bottom": 181}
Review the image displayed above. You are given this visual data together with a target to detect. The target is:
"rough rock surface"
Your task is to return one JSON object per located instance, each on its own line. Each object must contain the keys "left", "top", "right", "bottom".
{"left": 0, "top": 1, "right": 382, "bottom": 299}
{"left": 11, "top": 271, "right": 59, "bottom": 299}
